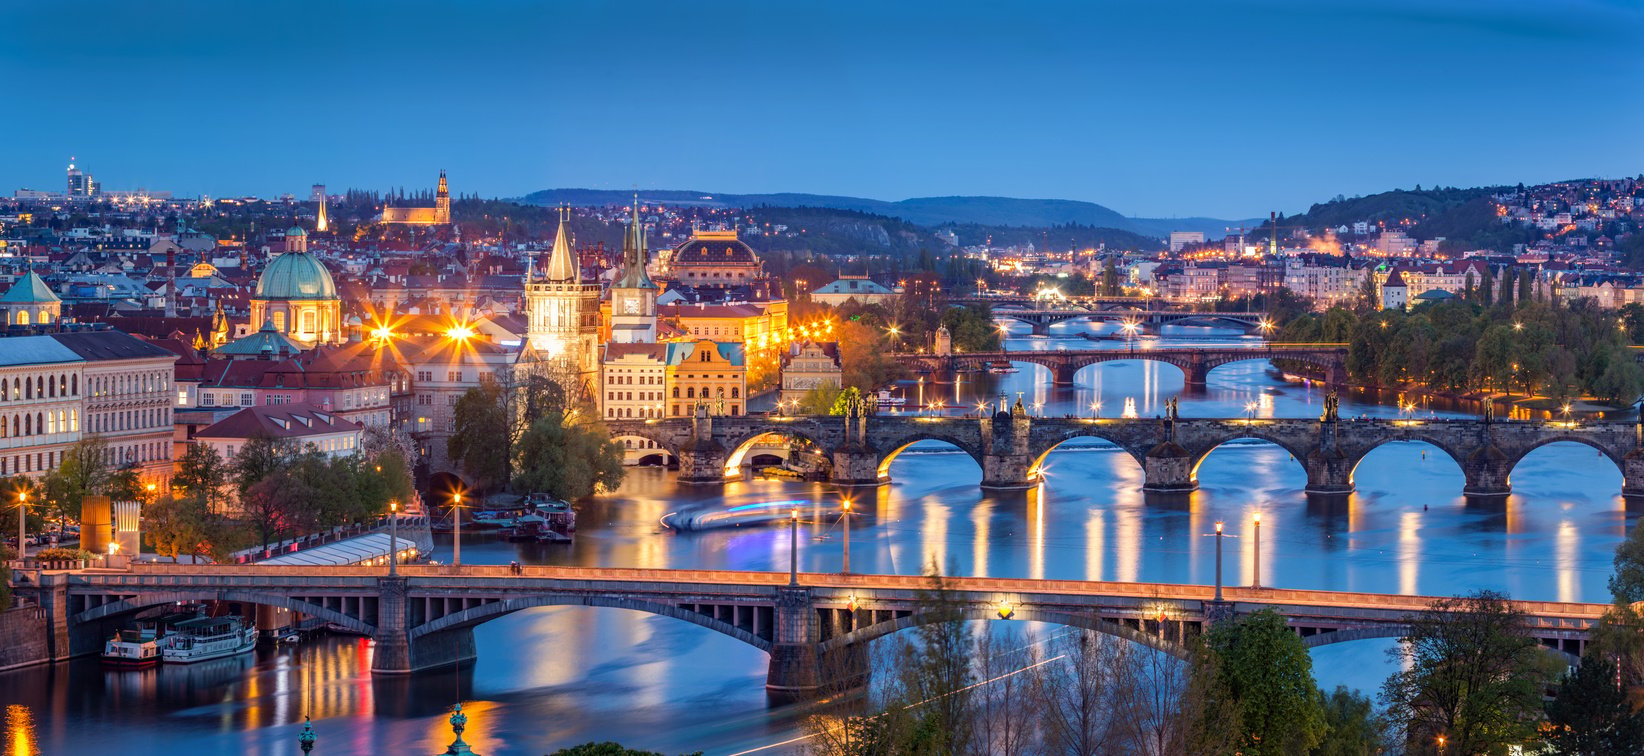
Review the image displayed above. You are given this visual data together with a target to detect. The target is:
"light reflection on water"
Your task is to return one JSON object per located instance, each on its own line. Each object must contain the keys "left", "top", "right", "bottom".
{"left": 2, "top": 326, "right": 1635, "bottom": 754}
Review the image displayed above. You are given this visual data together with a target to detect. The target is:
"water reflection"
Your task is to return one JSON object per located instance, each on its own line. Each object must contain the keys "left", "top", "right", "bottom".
{"left": 5, "top": 327, "right": 1638, "bottom": 754}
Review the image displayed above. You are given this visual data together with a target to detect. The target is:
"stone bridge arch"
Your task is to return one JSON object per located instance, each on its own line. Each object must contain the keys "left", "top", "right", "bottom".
{"left": 1501, "top": 435, "right": 1627, "bottom": 484}
{"left": 72, "top": 589, "right": 378, "bottom": 636}
{"left": 605, "top": 423, "right": 685, "bottom": 458}
{"left": 1025, "top": 427, "right": 1153, "bottom": 479}
{"left": 722, "top": 424, "right": 837, "bottom": 472}
{"left": 1185, "top": 430, "right": 1316, "bottom": 482}
{"left": 1301, "top": 624, "right": 1581, "bottom": 665}
{"left": 815, "top": 605, "right": 1193, "bottom": 660}
{"left": 1339, "top": 433, "right": 1475, "bottom": 494}
{"left": 408, "top": 594, "right": 774, "bottom": 652}
{"left": 870, "top": 430, "right": 988, "bottom": 480}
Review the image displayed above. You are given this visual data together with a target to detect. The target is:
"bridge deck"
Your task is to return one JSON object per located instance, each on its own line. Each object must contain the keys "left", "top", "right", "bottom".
{"left": 71, "top": 564, "right": 1606, "bottom": 627}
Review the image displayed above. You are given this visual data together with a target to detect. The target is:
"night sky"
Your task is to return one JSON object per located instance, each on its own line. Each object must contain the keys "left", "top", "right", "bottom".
{"left": 2, "top": 0, "right": 1640, "bottom": 217}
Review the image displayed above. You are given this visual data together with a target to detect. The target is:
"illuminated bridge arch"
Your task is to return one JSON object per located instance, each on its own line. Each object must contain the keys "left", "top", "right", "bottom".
{"left": 72, "top": 589, "right": 378, "bottom": 636}
{"left": 873, "top": 432, "right": 987, "bottom": 479}
{"left": 816, "top": 605, "right": 1193, "bottom": 660}
{"left": 408, "top": 595, "right": 774, "bottom": 652}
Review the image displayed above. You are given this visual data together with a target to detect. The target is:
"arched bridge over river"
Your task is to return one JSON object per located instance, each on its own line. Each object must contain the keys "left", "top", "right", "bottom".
{"left": 891, "top": 344, "right": 1347, "bottom": 386}
{"left": 10, "top": 563, "right": 1605, "bottom": 692}
{"left": 608, "top": 407, "right": 1644, "bottom": 500}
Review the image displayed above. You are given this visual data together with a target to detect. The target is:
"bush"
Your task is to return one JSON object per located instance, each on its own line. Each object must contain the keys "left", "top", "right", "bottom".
{"left": 33, "top": 547, "right": 92, "bottom": 562}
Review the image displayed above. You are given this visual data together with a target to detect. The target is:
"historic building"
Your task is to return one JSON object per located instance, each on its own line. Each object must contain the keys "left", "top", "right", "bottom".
{"left": 601, "top": 343, "right": 668, "bottom": 420}
{"left": 247, "top": 230, "right": 343, "bottom": 347}
{"left": 665, "top": 340, "right": 745, "bottom": 417}
{"left": 523, "top": 212, "right": 601, "bottom": 394}
{"left": 381, "top": 171, "right": 452, "bottom": 226}
{"left": 663, "top": 229, "right": 765, "bottom": 287}
{"left": 608, "top": 205, "right": 659, "bottom": 344}
{"left": 779, "top": 341, "right": 842, "bottom": 405}
{"left": 0, "top": 272, "right": 62, "bottom": 327}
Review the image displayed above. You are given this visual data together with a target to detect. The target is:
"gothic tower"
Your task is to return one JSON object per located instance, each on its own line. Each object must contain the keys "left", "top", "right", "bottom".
{"left": 434, "top": 170, "right": 451, "bottom": 225}
{"left": 524, "top": 207, "right": 600, "bottom": 392}
{"left": 609, "top": 200, "right": 658, "bottom": 343}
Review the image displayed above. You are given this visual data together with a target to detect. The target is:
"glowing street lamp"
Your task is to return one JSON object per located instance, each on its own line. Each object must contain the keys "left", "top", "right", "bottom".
{"left": 1090, "top": 400, "right": 1103, "bottom": 418}
{"left": 388, "top": 499, "right": 399, "bottom": 577}
{"left": 1251, "top": 511, "right": 1262, "bottom": 589}
{"left": 840, "top": 499, "right": 852, "bottom": 574}
{"left": 788, "top": 509, "right": 801, "bottom": 586}
{"left": 1244, "top": 402, "right": 1258, "bottom": 420}
{"left": 451, "top": 491, "right": 465, "bottom": 566}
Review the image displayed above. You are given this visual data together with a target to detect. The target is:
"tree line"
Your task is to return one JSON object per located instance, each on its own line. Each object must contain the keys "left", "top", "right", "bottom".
{"left": 446, "top": 373, "right": 625, "bottom": 501}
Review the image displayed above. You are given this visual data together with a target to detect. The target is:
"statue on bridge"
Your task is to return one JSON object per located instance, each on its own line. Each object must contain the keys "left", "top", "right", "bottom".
{"left": 1321, "top": 391, "right": 1339, "bottom": 422}
{"left": 1165, "top": 396, "right": 1179, "bottom": 421}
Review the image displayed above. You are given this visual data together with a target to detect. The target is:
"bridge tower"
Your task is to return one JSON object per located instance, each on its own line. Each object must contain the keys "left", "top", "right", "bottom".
{"left": 1302, "top": 393, "right": 1353, "bottom": 498}
{"left": 980, "top": 398, "right": 1036, "bottom": 490}
{"left": 677, "top": 405, "right": 730, "bottom": 484}
{"left": 830, "top": 395, "right": 885, "bottom": 486}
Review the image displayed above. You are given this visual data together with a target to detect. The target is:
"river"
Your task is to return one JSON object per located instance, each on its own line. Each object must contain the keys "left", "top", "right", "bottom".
{"left": 1, "top": 324, "right": 1633, "bottom": 755}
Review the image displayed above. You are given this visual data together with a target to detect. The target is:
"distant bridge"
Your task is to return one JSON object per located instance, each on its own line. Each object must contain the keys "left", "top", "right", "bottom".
{"left": 607, "top": 408, "right": 1644, "bottom": 499}
{"left": 992, "top": 307, "right": 1273, "bottom": 335}
{"left": 11, "top": 563, "right": 1605, "bottom": 691}
{"left": 891, "top": 344, "right": 1346, "bottom": 386}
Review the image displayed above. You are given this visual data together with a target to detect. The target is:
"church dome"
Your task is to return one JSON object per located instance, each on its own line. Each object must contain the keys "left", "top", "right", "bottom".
{"left": 286, "top": 226, "right": 307, "bottom": 237}
{"left": 255, "top": 252, "right": 337, "bottom": 300}
{"left": 673, "top": 234, "right": 759, "bottom": 265}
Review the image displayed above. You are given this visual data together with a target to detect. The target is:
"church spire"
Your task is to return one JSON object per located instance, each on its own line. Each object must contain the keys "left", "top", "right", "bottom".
{"left": 544, "top": 204, "right": 578, "bottom": 282}
{"left": 614, "top": 197, "right": 657, "bottom": 290}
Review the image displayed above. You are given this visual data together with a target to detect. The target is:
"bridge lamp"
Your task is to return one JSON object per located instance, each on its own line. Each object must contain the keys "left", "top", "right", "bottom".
{"left": 1244, "top": 402, "right": 1258, "bottom": 420}
{"left": 996, "top": 600, "right": 1015, "bottom": 620}
{"left": 1513, "top": 321, "right": 1524, "bottom": 332}
{"left": 1259, "top": 318, "right": 1274, "bottom": 334}
{"left": 1090, "top": 400, "right": 1102, "bottom": 418}
{"left": 846, "top": 595, "right": 858, "bottom": 613}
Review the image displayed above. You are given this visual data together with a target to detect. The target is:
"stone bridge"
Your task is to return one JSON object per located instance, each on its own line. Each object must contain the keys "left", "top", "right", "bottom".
{"left": 607, "top": 407, "right": 1644, "bottom": 500}
{"left": 8, "top": 563, "right": 1605, "bottom": 693}
{"left": 892, "top": 345, "right": 1348, "bottom": 387}
{"left": 992, "top": 307, "right": 1271, "bottom": 335}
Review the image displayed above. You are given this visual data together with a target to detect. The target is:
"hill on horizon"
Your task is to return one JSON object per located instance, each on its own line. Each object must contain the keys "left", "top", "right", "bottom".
{"left": 518, "top": 188, "right": 1254, "bottom": 239}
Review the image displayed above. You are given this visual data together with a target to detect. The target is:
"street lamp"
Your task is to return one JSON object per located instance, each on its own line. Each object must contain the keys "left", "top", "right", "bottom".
{"left": 1251, "top": 511, "right": 1262, "bottom": 589}
{"left": 388, "top": 500, "right": 399, "bottom": 577}
{"left": 451, "top": 491, "right": 464, "bottom": 567}
{"left": 789, "top": 508, "right": 800, "bottom": 586}
{"left": 840, "top": 499, "right": 852, "bottom": 574}
{"left": 1244, "top": 401, "right": 1258, "bottom": 421}
{"left": 1090, "top": 400, "right": 1102, "bottom": 418}
{"left": 15, "top": 490, "right": 28, "bottom": 559}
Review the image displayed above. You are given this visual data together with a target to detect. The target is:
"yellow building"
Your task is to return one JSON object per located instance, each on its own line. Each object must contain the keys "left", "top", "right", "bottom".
{"left": 247, "top": 229, "right": 343, "bottom": 347}
{"left": 381, "top": 171, "right": 452, "bottom": 225}
{"left": 659, "top": 302, "right": 789, "bottom": 345}
{"left": 665, "top": 340, "right": 745, "bottom": 417}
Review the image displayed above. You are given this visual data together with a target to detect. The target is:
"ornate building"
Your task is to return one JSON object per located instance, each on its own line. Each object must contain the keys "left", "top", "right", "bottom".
{"left": 0, "top": 272, "right": 61, "bottom": 327}
{"left": 609, "top": 203, "right": 659, "bottom": 343}
{"left": 523, "top": 211, "right": 601, "bottom": 393}
{"left": 381, "top": 171, "right": 452, "bottom": 226}
{"left": 247, "top": 228, "right": 343, "bottom": 347}
{"left": 664, "top": 229, "right": 765, "bottom": 287}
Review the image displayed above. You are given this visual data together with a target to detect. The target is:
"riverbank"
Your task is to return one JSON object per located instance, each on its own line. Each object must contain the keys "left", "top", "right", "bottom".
{"left": 1274, "top": 368, "right": 1629, "bottom": 420}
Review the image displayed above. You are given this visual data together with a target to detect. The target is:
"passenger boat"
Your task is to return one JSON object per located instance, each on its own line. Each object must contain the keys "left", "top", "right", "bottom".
{"left": 161, "top": 615, "right": 258, "bottom": 664}
{"left": 501, "top": 513, "right": 548, "bottom": 542}
{"left": 101, "top": 608, "right": 199, "bottom": 668}
{"left": 874, "top": 389, "right": 906, "bottom": 409}
{"left": 525, "top": 494, "right": 577, "bottom": 542}
{"left": 987, "top": 360, "right": 1019, "bottom": 374}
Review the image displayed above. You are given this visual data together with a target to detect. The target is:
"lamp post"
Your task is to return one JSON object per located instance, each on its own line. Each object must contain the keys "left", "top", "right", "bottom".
{"left": 388, "top": 500, "right": 399, "bottom": 577}
{"left": 1213, "top": 521, "right": 1224, "bottom": 601}
{"left": 15, "top": 490, "right": 29, "bottom": 559}
{"left": 840, "top": 500, "right": 851, "bottom": 574}
{"left": 789, "top": 508, "right": 800, "bottom": 586}
{"left": 1251, "top": 511, "right": 1262, "bottom": 589}
{"left": 451, "top": 491, "right": 464, "bottom": 567}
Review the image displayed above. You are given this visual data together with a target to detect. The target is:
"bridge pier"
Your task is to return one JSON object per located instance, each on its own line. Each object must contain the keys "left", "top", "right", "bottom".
{"left": 676, "top": 448, "right": 729, "bottom": 485}
{"left": 1183, "top": 354, "right": 1208, "bottom": 388}
{"left": 980, "top": 406, "right": 1036, "bottom": 490}
{"left": 1461, "top": 445, "right": 1512, "bottom": 500}
{"left": 1029, "top": 321, "right": 1050, "bottom": 336}
{"left": 766, "top": 587, "right": 821, "bottom": 696}
{"left": 1141, "top": 442, "right": 1196, "bottom": 494}
{"left": 1051, "top": 363, "right": 1078, "bottom": 387}
{"left": 1302, "top": 450, "right": 1354, "bottom": 496}
{"left": 372, "top": 576, "right": 412, "bottom": 675}
{"left": 830, "top": 450, "right": 886, "bottom": 487}
{"left": 1623, "top": 450, "right": 1644, "bottom": 501}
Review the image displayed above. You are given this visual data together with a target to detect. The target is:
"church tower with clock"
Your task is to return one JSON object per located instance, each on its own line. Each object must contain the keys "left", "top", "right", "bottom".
{"left": 524, "top": 208, "right": 601, "bottom": 391}
{"left": 608, "top": 201, "right": 658, "bottom": 343}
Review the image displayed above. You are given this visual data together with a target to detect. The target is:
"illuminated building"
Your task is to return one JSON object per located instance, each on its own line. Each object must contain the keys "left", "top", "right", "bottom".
{"left": 809, "top": 275, "right": 896, "bottom": 307}
{"left": 663, "top": 228, "right": 765, "bottom": 287}
{"left": 665, "top": 340, "right": 745, "bottom": 417}
{"left": 313, "top": 183, "right": 329, "bottom": 233}
{"left": 609, "top": 203, "right": 659, "bottom": 344}
{"left": 66, "top": 157, "right": 98, "bottom": 197}
{"left": 523, "top": 210, "right": 600, "bottom": 393}
{"left": 380, "top": 170, "right": 452, "bottom": 225}
{"left": 0, "top": 272, "right": 62, "bottom": 326}
{"left": 247, "top": 228, "right": 343, "bottom": 347}
{"left": 779, "top": 341, "right": 841, "bottom": 404}
{"left": 601, "top": 343, "right": 668, "bottom": 419}
{"left": 1380, "top": 268, "right": 1409, "bottom": 310}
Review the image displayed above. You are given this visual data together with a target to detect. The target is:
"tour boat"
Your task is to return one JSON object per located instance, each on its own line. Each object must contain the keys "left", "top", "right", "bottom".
{"left": 161, "top": 615, "right": 258, "bottom": 664}
{"left": 524, "top": 494, "right": 577, "bottom": 542}
{"left": 103, "top": 627, "right": 166, "bottom": 668}
{"left": 501, "top": 513, "right": 549, "bottom": 542}
{"left": 987, "top": 360, "right": 1019, "bottom": 374}
{"left": 874, "top": 389, "right": 906, "bottom": 409}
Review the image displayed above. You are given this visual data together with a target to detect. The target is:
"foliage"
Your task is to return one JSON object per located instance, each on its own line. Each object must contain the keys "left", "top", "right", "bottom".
{"left": 172, "top": 443, "right": 230, "bottom": 513}
{"left": 33, "top": 547, "right": 92, "bottom": 562}
{"left": 1543, "top": 655, "right": 1644, "bottom": 755}
{"left": 1314, "top": 686, "right": 1391, "bottom": 756}
{"left": 447, "top": 383, "right": 511, "bottom": 494}
{"left": 1206, "top": 609, "right": 1328, "bottom": 755}
{"left": 143, "top": 494, "right": 211, "bottom": 563}
{"left": 511, "top": 412, "right": 626, "bottom": 499}
{"left": 827, "top": 386, "right": 863, "bottom": 416}
{"left": 232, "top": 433, "right": 290, "bottom": 496}
{"left": 796, "top": 385, "right": 844, "bottom": 415}
{"left": 41, "top": 435, "right": 112, "bottom": 522}
{"left": 939, "top": 304, "right": 1003, "bottom": 353}
{"left": 835, "top": 321, "right": 907, "bottom": 392}
{"left": 1610, "top": 516, "right": 1644, "bottom": 605}
{"left": 1380, "top": 590, "right": 1559, "bottom": 755}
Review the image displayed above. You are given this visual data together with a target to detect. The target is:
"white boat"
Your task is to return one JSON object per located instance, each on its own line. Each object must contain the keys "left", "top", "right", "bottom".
{"left": 103, "top": 628, "right": 165, "bottom": 668}
{"left": 161, "top": 615, "right": 258, "bottom": 664}
{"left": 875, "top": 389, "right": 906, "bottom": 408}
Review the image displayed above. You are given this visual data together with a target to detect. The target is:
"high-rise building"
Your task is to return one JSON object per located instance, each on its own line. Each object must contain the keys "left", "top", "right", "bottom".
{"left": 523, "top": 210, "right": 601, "bottom": 393}
{"left": 65, "top": 157, "right": 97, "bottom": 198}
{"left": 609, "top": 202, "right": 659, "bottom": 343}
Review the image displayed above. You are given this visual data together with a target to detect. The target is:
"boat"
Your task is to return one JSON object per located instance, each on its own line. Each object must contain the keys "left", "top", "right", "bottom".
{"left": 986, "top": 360, "right": 1019, "bottom": 374}
{"left": 874, "top": 389, "right": 906, "bottom": 409}
{"left": 501, "top": 513, "right": 549, "bottom": 542}
{"left": 161, "top": 615, "right": 258, "bottom": 664}
{"left": 527, "top": 494, "right": 577, "bottom": 542}
{"left": 101, "top": 608, "right": 199, "bottom": 668}
{"left": 758, "top": 466, "right": 804, "bottom": 481}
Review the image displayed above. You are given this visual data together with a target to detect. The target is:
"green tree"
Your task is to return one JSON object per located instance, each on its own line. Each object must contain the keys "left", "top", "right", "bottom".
{"left": 828, "top": 386, "right": 864, "bottom": 415}
{"left": 939, "top": 304, "right": 1003, "bottom": 352}
{"left": 143, "top": 494, "right": 210, "bottom": 563}
{"left": 836, "top": 321, "right": 907, "bottom": 392}
{"left": 796, "top": 385, "right": 843, "bottom": 415}
{"left": 1381, "top": 590, "right": 1559, "bottom": 755}
{"left": 546, "top": 743, "right": 700, "bottom": 756}
{"left": 1101, "top": 257, "right": 1121, "bottom": 296}
{"left": 1207, "top": 609, "right": 1328, "bottom": 755}
{"left": 41, "top": 435, "right": 112, "bottom": 522}
{"left": 172, "top": 443, "right": 229, "bottom": 514}
{"left": 232, "top": 433, "right": 289, "bottom": 496}
{"left": 511, "top": 413, "right": 626, "bottom": 499}
{"left": 1543, "top": 655, "right": 1644, "bottom": 755}
{"left": 1314, "top": 686, "right": 1390, "bottom": 756}
{"left": 447, "top": 383, "right": 511, "bottom": 494}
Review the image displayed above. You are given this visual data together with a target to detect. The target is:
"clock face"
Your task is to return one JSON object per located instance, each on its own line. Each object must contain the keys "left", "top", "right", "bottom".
{"left": 622, "top": 298, "right": 640, "bottom": 314}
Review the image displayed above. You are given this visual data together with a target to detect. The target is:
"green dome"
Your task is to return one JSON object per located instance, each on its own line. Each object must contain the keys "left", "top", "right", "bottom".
{"left": 255, "top": 252, "right": 337, "bottom": 300}
{"left": 287, "top": 226, "right": 307, "bottom": 237}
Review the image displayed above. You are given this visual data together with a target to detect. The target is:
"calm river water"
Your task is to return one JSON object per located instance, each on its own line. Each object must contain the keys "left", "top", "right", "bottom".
{"left": 2, "top": 324, "right": 1634, "bottom": 755}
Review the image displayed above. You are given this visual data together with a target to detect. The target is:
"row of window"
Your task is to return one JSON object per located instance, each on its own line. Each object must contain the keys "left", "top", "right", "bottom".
{"left": 672, "top": 404, "right": 740, "bottom": 416}
{"left": 90, "top": 408, "right": 170, "bottom": 433}
{"left": 90, "top": 372, "right": 168, "bottom": 398}
{"left": 0, "top": 441, "right": 165, "bottom": 476}
{"left": 606, "top": 374, "right": 660, "bottom": 385}
{"left": 606, "top": 391, "right": 663, "bottom": 403}
{"left": 0, "top": 409, "right": 78, "bottom": 439}
{"left": 0, "top": 373, "right": 76, "bottom": 401}
{"left": 675, "top": 386, "right": 739, "bottom": 399}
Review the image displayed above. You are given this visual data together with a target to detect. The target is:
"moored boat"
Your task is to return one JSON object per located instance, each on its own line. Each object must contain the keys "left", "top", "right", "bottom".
{"left": 161, "top": 615, "right": 257, "bottom": 664}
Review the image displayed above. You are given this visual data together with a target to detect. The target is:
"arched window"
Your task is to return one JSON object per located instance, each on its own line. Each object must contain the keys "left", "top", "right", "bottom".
{"left": 48, "top": 378, "right": 55, "bottom": 398}
{"left": 16, "top": 310, "right": 28, "bottom": 326}
{"left": 24, "top": 378, "right": 31, "bottom": 400}
{"left": 673, "top": 387, "right": 680, "bottom": 398}
{"left": 686, "top": 387, "right": 696, "bottom": 399}
{"left": 71, "top": 374, "right": 77, "bottom": 396}
{"left": 24, "top": 414, "right": 31, "bottom": 435}
{"left": 70, "top": 409, "right": 78, "bottom": 432}
{"left": 47, "top": 412, "right": 55, "bottom": 434}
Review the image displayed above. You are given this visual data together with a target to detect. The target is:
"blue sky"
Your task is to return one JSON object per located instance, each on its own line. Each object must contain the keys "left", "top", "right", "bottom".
{"left": 1, "top": 0, "right": 1640, "bottom": 218}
